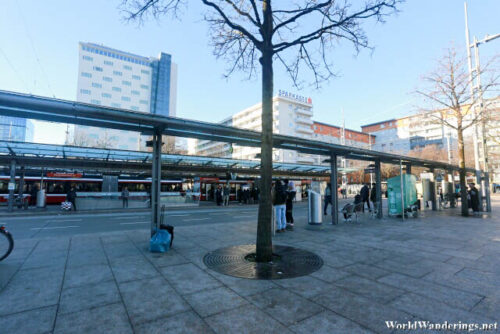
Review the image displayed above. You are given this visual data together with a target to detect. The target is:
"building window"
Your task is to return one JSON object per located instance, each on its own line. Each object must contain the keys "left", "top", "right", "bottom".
{"left": 103, "top": 76, "right": 112, "bottom": 82}
{"left": 140, "top": 84, "right": 149, "bottom": 89}
{"left": 80, "top": 89, "right": 91, "bottom": 95}
{"left": 112, "top": 87, "right": 121, "bottom": 92}
{"left": 82, "top": 56, "right": 93, "bottom": 61}
{"left": 91, "top": 99, "right": 101, "bottom": 105}
{"left": 130, "top": 106, "right": 139, "bottom": 111}
{"left": 91, "top": 82, "right": 102, "bottom": 88}
{"left": 104, "top": 60, "right": 113, "bottom": 66}
{"left": 131, "top": 90, "right": 140, "bottom": 96}
{"left": 121, "top": 96, "right": 131, "bottom": 102}
{"left": 123, "top": 65, "right": 132, "bottom": 70}
{"left": 141, "top": 69, "right": 150, "bottom": 75}
{"left": 122, "top": 80, "right": 131, "bottom": 86}
{"left": 132, "top": 75, "right": 141, "bottom": 80}
{"left": 381, "top": 124, "right": 385, "bottom": 128}
{"left": 113, "top": 71, "right": 122, "bottom": 76}
{"left": 139, "top": 100, "right": 148, "bottom": 105}
{"left": 81, "top": 72, "right": 92, "bottom": 78}
{"left": 102, "top": 93, "right": 111, "bottom": 98}
{"left": 111, "top": 103, "right": 121, "bottom": 108}
{"left": 93, "top": 66, "right": 103, "bottom": 72}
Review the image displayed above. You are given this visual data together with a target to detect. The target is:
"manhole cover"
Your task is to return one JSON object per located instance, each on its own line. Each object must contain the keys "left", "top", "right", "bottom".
{"left": 203, "top": 244, "right": 323, "bottom": 280}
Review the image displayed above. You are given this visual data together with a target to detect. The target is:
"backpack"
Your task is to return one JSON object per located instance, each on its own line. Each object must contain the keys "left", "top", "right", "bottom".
{"left": 274, "top": 185, "right": 287, "bottom": 205}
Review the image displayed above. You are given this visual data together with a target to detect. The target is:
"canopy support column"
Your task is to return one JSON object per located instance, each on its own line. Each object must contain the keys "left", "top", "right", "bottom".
{"left": 7, "top": 159, "right": 16, "bottom": 212}
{"left": 430, "top": 168, "right": 437, "bottom": 211}
{"left": 330, "top": 153, "right": 338, "bottom": 225}
{"left": 484, "top": 172, "right": 491, "bottom": 212}
{"left": 151, "top": 129, "right": 163, "bottom": 236}
{"left": 375, "top": 159, "right": 382, "bottom": 219}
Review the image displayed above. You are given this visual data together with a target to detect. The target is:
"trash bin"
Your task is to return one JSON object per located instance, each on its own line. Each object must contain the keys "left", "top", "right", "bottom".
{"left": 308, "top": 190, "right": 322, "bottom": 225}
{"left": 36, "top": 189, "right": 46, "bottom": 208}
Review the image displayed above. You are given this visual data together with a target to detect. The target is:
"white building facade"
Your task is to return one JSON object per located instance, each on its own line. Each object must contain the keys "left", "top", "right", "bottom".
{"left": 196, "top": 90, "right": 315, "bottom": 163}
{"left": 75, "top": 42, "right": 177, "bottom": 150}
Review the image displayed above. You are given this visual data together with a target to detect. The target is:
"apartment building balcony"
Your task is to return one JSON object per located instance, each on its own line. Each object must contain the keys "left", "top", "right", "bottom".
{"left": 295, "top": 108, "right": 313, "bottom": 117}
{"left": 296, "top": 117, "right": 313, "bottom": 125}
{"left": 296, "top": 126, "right": 313, "bottom": 135}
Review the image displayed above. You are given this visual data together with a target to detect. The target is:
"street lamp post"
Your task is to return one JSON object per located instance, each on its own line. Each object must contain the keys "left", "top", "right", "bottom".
{"left": 464, "top": 1, "right": 499, "bottom": 212}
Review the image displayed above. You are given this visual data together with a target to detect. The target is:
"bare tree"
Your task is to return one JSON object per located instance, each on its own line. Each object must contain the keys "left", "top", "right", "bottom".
{"left": 416, "top": 47, "right": 499, "bottom": 216}
{"left": 121, "top": 0, "right": 400, "bottom": 261}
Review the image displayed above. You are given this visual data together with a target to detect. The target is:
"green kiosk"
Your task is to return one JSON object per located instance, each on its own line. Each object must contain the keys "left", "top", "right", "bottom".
{"left": 387, "top": 174, "right": 418, "bottom": 217}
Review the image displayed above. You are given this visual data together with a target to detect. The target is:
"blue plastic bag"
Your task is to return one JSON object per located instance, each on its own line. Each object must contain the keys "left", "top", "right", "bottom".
{"left": 150, "top": 229, "right": 171, "bottom": 253}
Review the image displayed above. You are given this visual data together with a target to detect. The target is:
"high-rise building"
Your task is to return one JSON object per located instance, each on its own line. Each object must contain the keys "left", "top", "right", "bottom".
{"left": 0, "top": 116, "right": 34, "bottom": 142}
{"left": 74, "top": 42, "right": 177, "bottom": 150}
{"left": 196, "top": 90, "right": 315, "bottom": 163}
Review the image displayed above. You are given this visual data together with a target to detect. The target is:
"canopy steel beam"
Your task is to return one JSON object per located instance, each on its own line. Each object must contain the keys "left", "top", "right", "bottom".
{"left": 0, "top": 90, "right": 481, "bottom": 174}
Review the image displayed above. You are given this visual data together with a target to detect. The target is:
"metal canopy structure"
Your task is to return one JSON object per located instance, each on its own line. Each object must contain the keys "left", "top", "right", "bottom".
{"left": 0, "top": 141, "right": 356, "bottom": 177}
{"left": 0, "top": 90, "right": 478, "bottom": 172}
{"left": 0, "top": 90, "right": 489, "bottom": 224}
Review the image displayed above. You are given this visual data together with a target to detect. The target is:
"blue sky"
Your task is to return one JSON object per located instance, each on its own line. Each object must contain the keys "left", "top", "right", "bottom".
{"left": 0, "top": 0, "right": 499, "bottom": 144}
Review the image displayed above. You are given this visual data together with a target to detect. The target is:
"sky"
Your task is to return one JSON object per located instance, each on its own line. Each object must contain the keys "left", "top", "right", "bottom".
{"left": 0, "top": 0, "right": 499, "bottom": 144}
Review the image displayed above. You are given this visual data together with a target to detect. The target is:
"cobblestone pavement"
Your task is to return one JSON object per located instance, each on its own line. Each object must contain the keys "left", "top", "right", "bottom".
{"left": 0, "top": 196, "right": 499, "bottom": 333}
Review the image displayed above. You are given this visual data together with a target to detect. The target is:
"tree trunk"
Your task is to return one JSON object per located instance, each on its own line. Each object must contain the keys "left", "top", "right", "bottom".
{"left": 457, "top": 127, "right": 468, "bottom": 217}
{"left": 256, "top": 0, "right": 273, "bottom": 262}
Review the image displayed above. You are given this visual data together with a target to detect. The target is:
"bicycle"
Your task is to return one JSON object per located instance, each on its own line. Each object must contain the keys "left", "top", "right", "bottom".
{"left": 0, "top": 224, "right": 14, "bottom": 261}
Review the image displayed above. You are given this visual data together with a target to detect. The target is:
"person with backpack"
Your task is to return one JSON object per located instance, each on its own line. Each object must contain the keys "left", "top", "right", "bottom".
{"left": 323, "top": 183, "right": 332, "bottom": 215}
{"left": 468, "top": 183, "right": 480, "bottom": 215}
{"left": 273, "top": 180, "right": 287, "bottom": 233}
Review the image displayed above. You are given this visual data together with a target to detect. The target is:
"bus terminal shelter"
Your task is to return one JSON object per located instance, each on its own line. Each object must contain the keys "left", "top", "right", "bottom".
{"left": 0, "top": 90, "right": 492, "bottom": 233}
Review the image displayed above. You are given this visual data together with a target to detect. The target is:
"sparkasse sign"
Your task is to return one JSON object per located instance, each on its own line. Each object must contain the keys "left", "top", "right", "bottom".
{"left": 278, "top": 90, "right": 312, "bottom": 104}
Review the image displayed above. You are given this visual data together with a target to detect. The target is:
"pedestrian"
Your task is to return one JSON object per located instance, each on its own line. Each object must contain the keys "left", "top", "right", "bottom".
{"left": 237, "top": 188, "right": 242, "bottom": 204}
{"left": 370, "top": 183, "right": 377, "bottom": 209}
{"left": 254, "top": 187, "right": 260, "bottom": 203}
{"left": 223, "top": 184, "right": 230, "bottom": 206}
{"left": 30, "top": 183, "right": 38, "bottom": 206}
{"left": 66, "top": 186, "right": 77, "bottom": 211}
{"left": 468, "top": 183, "right": 480, "bottom": 215}
{"left": 360, "top": 183, "right": 371, "bottom": 212}
{"left": 286, "top": 181, "right": 296, "bottom": 229}
{"left": 273, "top": 180, "right": 287, "bottom": 233}
{"left": 324, "top": 183, "right": 332, "bottom": 215}
{"left": 216, "top": 186, "right": 223, "bottom": 206}
{"left": 121, "top": 186, "right": 129, "bottom": 208}
{"left": 342, "top": 187, "right": 347, "bottom": 199}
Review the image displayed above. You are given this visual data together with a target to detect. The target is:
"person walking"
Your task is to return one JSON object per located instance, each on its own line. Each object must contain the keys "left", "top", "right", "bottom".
{"left": 468, "top": 183, "right": 480, "bottom": 215}
{"left": 360, "top": 183, "right": 371, "bottom": 212}
{"left": 273, "top": 180, "right": 287, "bottom": 233}
{"left": 286, "top": 181, "right": 296, "bottom": 229}
{"left": 121, "top": 187, "right": 129, "bottom": 208}
{"left": 324, "top": 183, "right": 332, "bottom": 215}
{"left": 223, "top": 184, "right": 230, "bottom": 206}
{"left": 216, "top": 186, "right": 223, "bottom": 206}
{"left": 66, "top": 186, "right": 77, "bottom": 211}
{"left": 342, "top": 187, "right": 347, "bottom": 199}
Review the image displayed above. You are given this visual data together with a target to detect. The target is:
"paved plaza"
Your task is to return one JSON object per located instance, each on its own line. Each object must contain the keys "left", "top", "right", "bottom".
{"left": 0, "top": 196, "right": 499, "bottom": 333}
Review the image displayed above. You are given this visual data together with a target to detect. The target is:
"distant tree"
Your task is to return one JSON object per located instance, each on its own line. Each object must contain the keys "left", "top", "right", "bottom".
{"left": 381, "top": 163, "right": 398, "bottom": 179}
{"left": 416, "top": 48, "right": 499, "bottom": 216}
{"left": 121, "top": 0, "right": 401, "bottom": 261}
{"left": 69, "top": 131, "right": 93, "bottom": 147}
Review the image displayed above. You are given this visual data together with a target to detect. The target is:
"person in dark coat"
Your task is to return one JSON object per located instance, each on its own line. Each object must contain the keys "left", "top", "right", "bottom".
{"left": 215, "top": 186, "right": 223, "bottom": 206}
{"left": 468, "top": 183, "right": 480, "bottom": 214}
{"left": 66, "top": 186, "right": 77, "bottom": 211}
{"left": 323, "top": 183, "right": 332, "bottom": 215}
{"left": 360, "top": 184, "right": 371, "bottom": 212}
{"left": 286, "top": 181, "right": 297, "bottom": 228}
{"left": 30, "top": 184, "right": 39, "bottom": 206}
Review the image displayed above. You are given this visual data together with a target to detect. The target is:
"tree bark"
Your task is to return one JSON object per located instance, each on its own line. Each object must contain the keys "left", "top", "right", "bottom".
{"left": 256, "top": 0, "right": 273, "bottom": 262}
{"left": 457, "top": 126, "right": 468, "bottom": 217}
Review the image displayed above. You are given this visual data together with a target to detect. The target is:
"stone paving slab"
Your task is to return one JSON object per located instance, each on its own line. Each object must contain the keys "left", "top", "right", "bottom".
{"left": 0, "top": 198, "right": 499, "bottom": 333}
